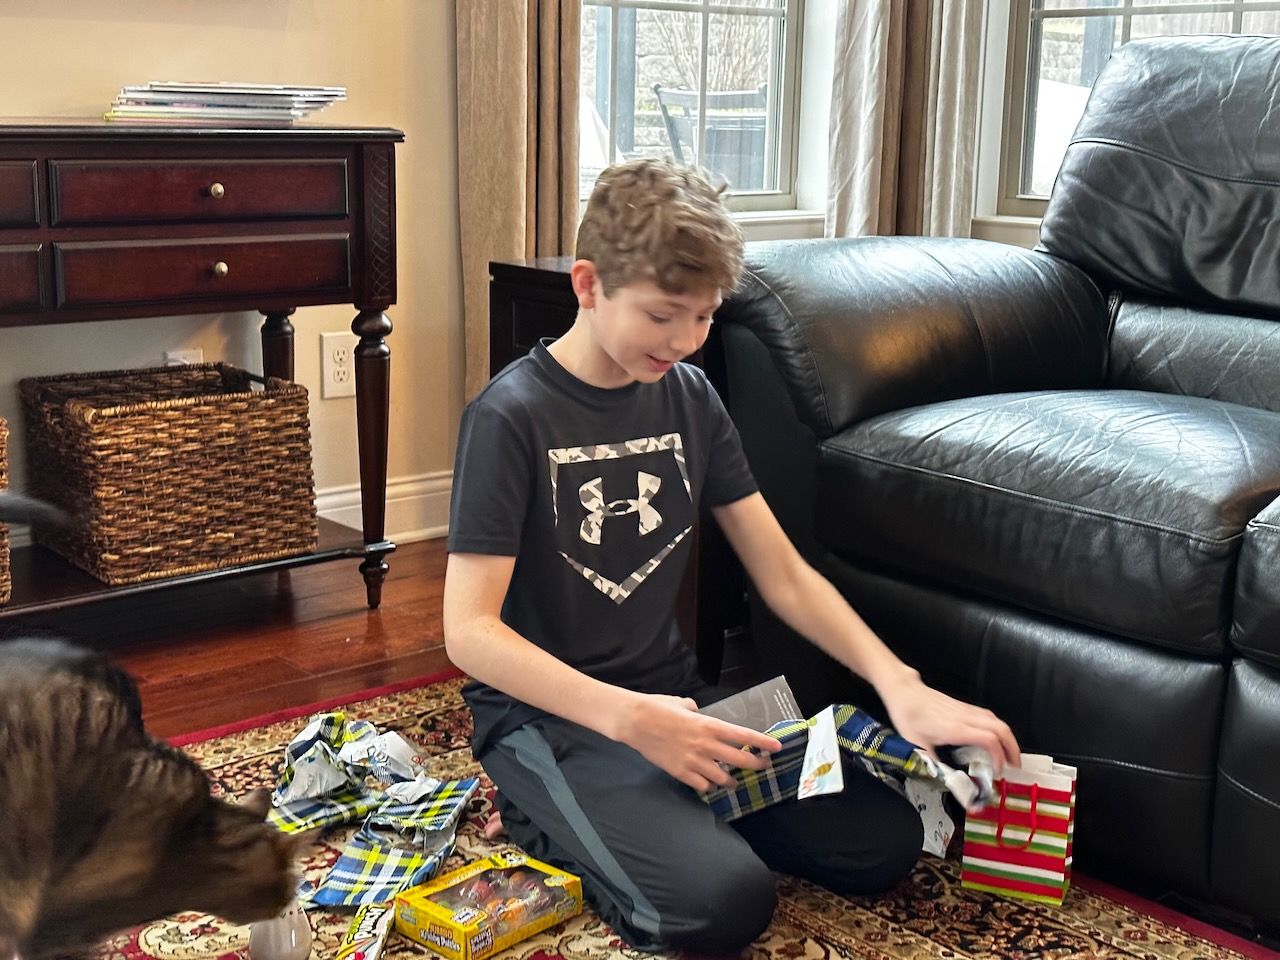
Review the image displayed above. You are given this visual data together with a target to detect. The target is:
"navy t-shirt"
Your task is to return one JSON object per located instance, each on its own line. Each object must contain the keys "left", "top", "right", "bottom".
{"left": 448, "top": 340, "right": 758, "bottom": 756}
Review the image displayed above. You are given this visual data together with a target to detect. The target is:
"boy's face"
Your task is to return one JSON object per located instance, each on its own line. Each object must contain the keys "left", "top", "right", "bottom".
{"left": 573, "top": 262, "right": 722, "bottom": 385}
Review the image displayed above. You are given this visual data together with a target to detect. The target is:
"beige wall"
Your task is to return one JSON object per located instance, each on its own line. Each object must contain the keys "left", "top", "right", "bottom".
{"left": 0, "top": 1, "right": 464, "bottom": 537}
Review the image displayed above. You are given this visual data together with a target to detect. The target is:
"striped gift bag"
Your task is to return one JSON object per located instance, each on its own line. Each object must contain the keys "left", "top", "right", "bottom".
{"left": 961, "top": 754, "right": 1077, "bottom": 905}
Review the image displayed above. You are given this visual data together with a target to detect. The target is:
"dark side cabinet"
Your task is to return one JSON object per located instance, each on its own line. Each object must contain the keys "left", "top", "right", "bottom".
{"left": 0, "top": 120, "right": 401, "bottom": 616}
{"left": 488, "top": 258, "right": 747, "bottom": 682}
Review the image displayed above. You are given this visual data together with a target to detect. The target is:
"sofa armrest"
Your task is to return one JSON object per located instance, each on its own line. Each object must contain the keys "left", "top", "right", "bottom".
{"left": 716, "top": 237, "right": 1109, "bottom": 437}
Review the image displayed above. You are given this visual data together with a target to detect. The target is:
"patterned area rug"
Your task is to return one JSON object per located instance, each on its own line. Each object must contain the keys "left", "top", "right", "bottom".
{"left": 87, "top": 673, "right": 1273, "bottom": 960}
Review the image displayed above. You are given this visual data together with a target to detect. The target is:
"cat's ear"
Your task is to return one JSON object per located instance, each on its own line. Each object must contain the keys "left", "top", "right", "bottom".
{"left": 236, "top": 787, "right": 273, "bottom": 818}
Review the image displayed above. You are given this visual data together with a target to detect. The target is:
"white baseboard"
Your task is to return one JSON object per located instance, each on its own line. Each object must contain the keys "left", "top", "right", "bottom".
{"left": 5, "top": 471, "right": 453, "bottom": 550}
{"left": 316, "top": 471, "right": 453, "bottom": 544}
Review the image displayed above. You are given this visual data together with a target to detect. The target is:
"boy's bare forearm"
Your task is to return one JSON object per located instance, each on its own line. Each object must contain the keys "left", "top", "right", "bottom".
{"left": 760, "top": 558, "right": 918, "bottom": 696}
{"left": 445, "top": 615, "right": 632, "bottom": 738}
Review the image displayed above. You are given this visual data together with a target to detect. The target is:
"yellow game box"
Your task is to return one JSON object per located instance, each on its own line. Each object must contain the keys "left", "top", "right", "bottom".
{"left": 394, "top": 851, "right": 583, "bottom": 960}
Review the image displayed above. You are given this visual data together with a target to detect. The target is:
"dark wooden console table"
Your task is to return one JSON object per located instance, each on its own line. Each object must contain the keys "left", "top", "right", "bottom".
{"left": 489, "top": 257, "right": 748, "bottom": 681}
{"left": 0, "top": 119, "right": 402, "bottom": 616}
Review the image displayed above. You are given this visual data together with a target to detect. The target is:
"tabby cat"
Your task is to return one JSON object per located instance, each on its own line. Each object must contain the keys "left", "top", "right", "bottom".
{"left": 0, "top": 495, "right": 298, "bottom": 958}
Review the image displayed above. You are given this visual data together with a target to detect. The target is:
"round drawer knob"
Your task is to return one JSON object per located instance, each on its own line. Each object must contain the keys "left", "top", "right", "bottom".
{"left": 209, "top": 182, "right": 226, "bottom": 199}
{"left": 212, "top": 261, "right": 230, "bottom": 279}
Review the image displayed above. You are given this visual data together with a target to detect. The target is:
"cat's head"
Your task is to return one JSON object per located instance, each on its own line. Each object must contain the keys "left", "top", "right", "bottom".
{"left": 161, "top": 788, "right": 301, "bottom": 923}
{"left": 31, "top": 788, "right": 302, "bottom": 958}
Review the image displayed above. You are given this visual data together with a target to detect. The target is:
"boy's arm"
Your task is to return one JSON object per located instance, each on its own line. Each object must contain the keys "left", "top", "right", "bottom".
{"left": 711, "top": 493, "right": 1021, "bottom": 772}
{"left": 443, "top": 551, "right": 781, "bottom": 791}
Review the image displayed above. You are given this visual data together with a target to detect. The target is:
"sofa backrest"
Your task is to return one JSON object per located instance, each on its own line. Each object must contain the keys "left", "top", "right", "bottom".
{"left": 1038, "top": 36, "right": 1280, "bottom": 320}
{"left": 1109, "top": 299, "right": 1280, "bottom": 413}
{"left": 718, "top": 236, "right": 1106, "bottom": 438}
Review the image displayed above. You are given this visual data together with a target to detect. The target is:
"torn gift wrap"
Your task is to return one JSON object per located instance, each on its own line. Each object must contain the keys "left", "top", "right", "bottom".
{"left": 703, "top": 703, "right": 991, "bottom": 856}
{"left": 272, "top": 711, "right": 379, "bottom": 807}
{"left": 269, "top": 712, "right": 446, "bottom": 830}
{"left": 307, "top": 778, "right": 480, "bottom": 907}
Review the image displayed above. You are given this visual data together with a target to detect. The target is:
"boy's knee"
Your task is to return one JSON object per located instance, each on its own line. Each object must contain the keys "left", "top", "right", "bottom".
{"left": 658, "top": 854, "right": 777, "bottom": 955}
{"left": 836, "top": 797, "right": 923, "bottom": 896}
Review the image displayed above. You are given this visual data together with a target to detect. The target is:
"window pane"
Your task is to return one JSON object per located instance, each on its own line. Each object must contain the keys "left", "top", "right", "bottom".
{"left": 1128, "top": 11, "right": 1232, "bottom": 39}
{"left": 634, "top": 8, "right": 704, "bottom": 168}
{"left": 580, "top": 0, "right": 794, "bottom": 201}
{"left": 706, "top": 14, "right": 778, "bottom": 192}
{"left": 1024, "top": 16, "right": 1116, "bottom": 196}
{"left": 1243, "top": 10, "right": 1280, "bottom": 32}
{"left": 580, "top": 3, "right": 610, "bottom": 198}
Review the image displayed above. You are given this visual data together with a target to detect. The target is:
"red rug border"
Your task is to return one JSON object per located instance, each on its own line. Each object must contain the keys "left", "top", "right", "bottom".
{"left": 165, "top": 667, "right": 465, "bottom": 747}
{"left": 165, "top": 671, "right": 1276, "bottom": 959}
{"left": 1074, "top": 874, "right": 1278, "bottom": 959}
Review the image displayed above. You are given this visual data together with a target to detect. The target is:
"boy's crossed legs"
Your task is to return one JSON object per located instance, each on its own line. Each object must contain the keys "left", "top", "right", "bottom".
{"left": 481, "top": 714, "right": 923, "bottom": 955}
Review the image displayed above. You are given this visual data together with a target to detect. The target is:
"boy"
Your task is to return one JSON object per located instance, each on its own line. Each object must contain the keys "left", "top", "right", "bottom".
{"left": 444, "top": 158, "right": 1019, "bottom": 955}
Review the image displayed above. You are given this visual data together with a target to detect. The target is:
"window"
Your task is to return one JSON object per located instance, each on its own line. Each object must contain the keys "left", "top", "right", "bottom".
{"left": 997, "top": 1, "right": 1280, "bottom": 217}
{"left": 580, "top": 0, "right": 804, "bottom": 211}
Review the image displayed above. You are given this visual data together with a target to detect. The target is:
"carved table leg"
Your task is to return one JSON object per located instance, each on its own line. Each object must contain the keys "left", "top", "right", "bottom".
{"left": 353, "top": 308, "right": 395, "bottom": 607}
{"left": 261, "top": 308, "right": 297, "bottom": 381}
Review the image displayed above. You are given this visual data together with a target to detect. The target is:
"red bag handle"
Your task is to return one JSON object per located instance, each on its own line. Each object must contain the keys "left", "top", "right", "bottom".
{"left": 995, "top": 780, "right": 1039, "bottom": 850}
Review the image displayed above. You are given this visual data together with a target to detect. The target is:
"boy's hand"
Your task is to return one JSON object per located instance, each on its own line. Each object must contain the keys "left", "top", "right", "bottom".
{"left": 880, "top": 673, "right": 1021, "bottom": 775}
{"left": 611, "top": 692, "right": 782, "bottom": 793}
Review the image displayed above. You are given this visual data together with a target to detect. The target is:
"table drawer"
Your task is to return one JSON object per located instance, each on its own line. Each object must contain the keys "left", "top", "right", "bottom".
{"left": 54, "top": 234, "right": 350, "bottom": 307}
{"left": 50, "top": 159, "right": 349, "bottom": 225}
{"left": 0, "top": 244, "right": 43, "bottom": 312}
{"left": 0, "top": 161, "right": 38, "bottom": 227}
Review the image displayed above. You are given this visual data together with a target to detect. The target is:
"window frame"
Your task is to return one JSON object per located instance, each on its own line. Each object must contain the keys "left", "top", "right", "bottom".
{"left": 996, "top": 0, "right": 1280, "bottom": 219}
{"left": 582, "top": 0, "right": 806, "bottom": 212}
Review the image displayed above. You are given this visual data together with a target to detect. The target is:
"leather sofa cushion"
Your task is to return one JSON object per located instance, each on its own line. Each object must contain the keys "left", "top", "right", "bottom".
{"left": 1231, "top": 497, "right": 1280, "bottom": 668}
{"left": 1109, "top": 299, "right": 1280, "bottom": 413}
{"left": 816, "top": 390, "right": 1280, "bottom": 654}
{"left": 719, "top": 237, "right": 1107, "bottom": 438}
{"left": 1039, "top": 36, "right": 1280, "bottom": 318}
{"left": 827, "top": 560, "right": 1223, "bottom": 894}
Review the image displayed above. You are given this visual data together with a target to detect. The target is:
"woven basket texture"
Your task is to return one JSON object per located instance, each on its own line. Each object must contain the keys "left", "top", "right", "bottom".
{"left": 0, "top": 418, "right": 9, "bottom": 604}
{"left": 20, "top": 363, "right": 318, "bottom": 585}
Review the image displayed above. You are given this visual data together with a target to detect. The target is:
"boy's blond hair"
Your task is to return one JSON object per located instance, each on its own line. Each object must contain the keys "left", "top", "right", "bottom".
{"left": 576, "top": 158, "right": 744, "bottom": 297}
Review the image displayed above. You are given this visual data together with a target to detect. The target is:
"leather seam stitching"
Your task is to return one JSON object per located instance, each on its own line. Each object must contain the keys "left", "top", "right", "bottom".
{"left": 1052, "top": 753, "right": 1214, "bottom": 781}
{"left": 740, "top": 265, "right": 835, "bottom": 436}
{"left": 1218, "top": 768, "right": 1280, "bottom": 813}
{"left": 1070, "top": 136, "right": 1280, "bottom": 188}
{"left": 823, "top": 445, "right": 1245, "bottom": 546}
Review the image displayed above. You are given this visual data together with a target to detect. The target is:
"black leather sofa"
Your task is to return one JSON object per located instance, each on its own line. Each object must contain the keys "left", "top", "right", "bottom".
{"left": 711, "top": 36, "right": 1280, "bottom": 928}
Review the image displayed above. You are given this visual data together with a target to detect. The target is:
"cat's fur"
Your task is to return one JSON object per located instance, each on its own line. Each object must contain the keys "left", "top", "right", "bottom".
{"left": 0, "top": 495, "right": 298, "bottom": 958}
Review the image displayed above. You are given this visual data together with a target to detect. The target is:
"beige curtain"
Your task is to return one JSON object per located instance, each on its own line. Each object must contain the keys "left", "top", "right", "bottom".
{"left": 456, "top": 0, "right": 580, "bottom": 400}
{"left": 826, "top": 0, "right": 984, "bottom": 238}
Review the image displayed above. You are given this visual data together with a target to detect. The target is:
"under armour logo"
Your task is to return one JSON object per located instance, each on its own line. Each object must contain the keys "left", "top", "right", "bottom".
{"left": 578, "top": 472, "right": 663, "bottom": 545}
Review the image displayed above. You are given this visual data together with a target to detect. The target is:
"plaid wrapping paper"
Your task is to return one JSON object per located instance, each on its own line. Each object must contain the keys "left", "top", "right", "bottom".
{"left": 307, "top": 778, "right": 480, "bottom": 907}
{"left": 268, "top": 786, "right": 384, "bottom": 834}
{"left": 705, "top": 705, "right": 942, "bottom": 822}
{"left": 273, "top": 711, "right": 377, "bottom": 806}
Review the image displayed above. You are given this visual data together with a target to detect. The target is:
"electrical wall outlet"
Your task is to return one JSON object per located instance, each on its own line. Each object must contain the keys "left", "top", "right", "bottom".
{"left": 321, "top": 332, "right": 357, "bottom": 398}
{"left": 164, "top": 348, "right": 204, "bottom": 366}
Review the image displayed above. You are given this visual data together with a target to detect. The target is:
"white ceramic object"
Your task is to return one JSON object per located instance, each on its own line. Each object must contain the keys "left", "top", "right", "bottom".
{"left": 248, "top": 898, "right": 313, "bottom": 960}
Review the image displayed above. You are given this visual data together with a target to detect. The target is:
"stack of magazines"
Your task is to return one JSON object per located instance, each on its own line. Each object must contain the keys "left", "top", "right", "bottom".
{"left": 105, "top": 82, "right": 347, "bottom": 126}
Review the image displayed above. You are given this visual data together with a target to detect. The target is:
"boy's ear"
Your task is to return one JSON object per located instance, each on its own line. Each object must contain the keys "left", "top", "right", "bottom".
{"left": 570, "top": 259, "right": 600, "bottom": 309}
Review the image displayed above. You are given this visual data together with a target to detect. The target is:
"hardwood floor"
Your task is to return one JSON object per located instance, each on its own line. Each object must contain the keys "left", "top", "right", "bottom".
{"left": 1, "top": 538, "right": 456, "bottom": 740}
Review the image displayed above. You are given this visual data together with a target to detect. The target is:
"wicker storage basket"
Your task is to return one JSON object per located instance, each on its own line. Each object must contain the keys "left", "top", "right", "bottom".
{"left": 20, "top": 363, "right": 318, "bottom": 585}
{"left": 0, "top": 418, "right": 10, "bottom": 604}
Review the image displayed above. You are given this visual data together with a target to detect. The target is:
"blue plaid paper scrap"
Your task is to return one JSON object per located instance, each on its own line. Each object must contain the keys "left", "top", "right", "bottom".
{"left": 273, "top": 710, "right": 378, "bottom": 806}
{"left": 268, "top": 785, "right": 384, "bottom": 834}
{"left": 307, "top": 777, "right": 480, "bottom": 907}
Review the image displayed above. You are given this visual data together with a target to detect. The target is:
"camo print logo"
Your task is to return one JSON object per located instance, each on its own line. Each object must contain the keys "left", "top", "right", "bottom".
{"left": 577, "top": 472, "right": 662, "bottom": 545}
{"left": 548, "top": 434, "right": 692, "bottom": 604}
